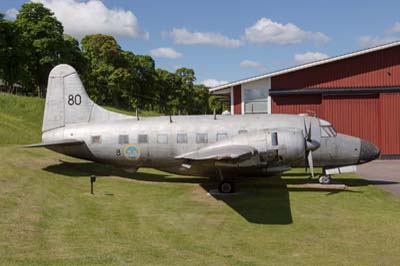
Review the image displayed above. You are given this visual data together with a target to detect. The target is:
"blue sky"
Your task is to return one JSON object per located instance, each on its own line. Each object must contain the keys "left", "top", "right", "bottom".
{"left": 2, "top": 0, "right": 400, "bottom": 86}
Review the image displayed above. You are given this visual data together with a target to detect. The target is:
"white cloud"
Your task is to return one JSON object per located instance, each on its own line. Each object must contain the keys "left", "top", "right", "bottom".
{"left": 294, "top": 52, "right": 329, "bottom": 64}
{"left": 385, "top": 22, "right": 400, "bottom": 34}
{"left": 240, "top": 60, "right": 267, "bottom": 72}
{"left": 32, "top": 0, "right": 149, "bottom": 40}
{"left": 166, "top": 28, "right": 242, "bottom": 48}
{"left": 244, "top": 17, "right": 330, "bottom": 45}
{"left": 200, "top": 79, "right": 228, "bottom": 88}
{"left": 150, "top": 47, "right": 182, "bottom": 59}
{"left": 5, "top": 8, "right": 18, "bottom": 20}
{"left": 358, "top": 36, "right": 398, "bottom": 48}
{"left": 358, "top": 22, "right": 400, "bottom": 48}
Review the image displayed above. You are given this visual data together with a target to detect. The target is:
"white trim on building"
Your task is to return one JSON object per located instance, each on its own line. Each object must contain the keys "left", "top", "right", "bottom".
{"left": 210, "top": 41, "right": 400, "bottom": 92}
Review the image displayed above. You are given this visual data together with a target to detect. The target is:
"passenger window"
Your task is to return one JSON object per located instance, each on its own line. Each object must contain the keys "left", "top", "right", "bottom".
{"left": 118, "top": 134, "right": 129, "bottom": 144}
{"left": 138, "top": 134, "right": 148, "bottom": 144}
{"left": 196, "top": 133, "right": 208, "bottom": 144}
{"left": 271, "top": 132, "right": 278, "bottom": 146}
{"left": 177, "top": 133, "right": 188, "bottom": 144}
{"left": 157, "top": 134, "right": 168, "bottom": 144}
{"left": 238, "top": 129, "right": 248, "bottom": 134}
{"left": 91, "top": 135, "right": 101, "bottom": 144}
{"left": 216, "top": 133, "right": 228, "bottom": 141}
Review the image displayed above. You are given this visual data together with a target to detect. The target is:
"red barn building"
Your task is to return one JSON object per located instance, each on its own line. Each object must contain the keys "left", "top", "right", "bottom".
{"left": 211, "top": 42, "right": 400, "bottom": 158}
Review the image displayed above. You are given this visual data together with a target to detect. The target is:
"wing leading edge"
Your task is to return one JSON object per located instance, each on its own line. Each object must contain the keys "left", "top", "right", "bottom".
{"left": 175, "top": 145, "right": 257, "bottom": 162}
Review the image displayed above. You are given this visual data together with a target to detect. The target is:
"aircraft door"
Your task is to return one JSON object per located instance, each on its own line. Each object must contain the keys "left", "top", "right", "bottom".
{"left": 262, "top": 130, "right": 280, "bottom": 165}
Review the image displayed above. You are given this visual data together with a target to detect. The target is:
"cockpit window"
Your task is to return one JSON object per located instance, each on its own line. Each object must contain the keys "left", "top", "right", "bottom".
{"left": 321, "top": 126, "right": 337, "bottom": 137}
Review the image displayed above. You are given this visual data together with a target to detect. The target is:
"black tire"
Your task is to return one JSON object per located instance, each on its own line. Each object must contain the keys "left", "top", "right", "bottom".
{"left": 318, "top": 175, "right": 331, "bottom": 184}
{"left": 218, "top": 181, "right": 235, "bottom": 193}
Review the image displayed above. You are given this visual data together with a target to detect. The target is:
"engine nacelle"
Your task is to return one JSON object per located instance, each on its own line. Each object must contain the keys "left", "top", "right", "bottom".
{"left": 218, "top": 128, "right": 305, "bottom": 167}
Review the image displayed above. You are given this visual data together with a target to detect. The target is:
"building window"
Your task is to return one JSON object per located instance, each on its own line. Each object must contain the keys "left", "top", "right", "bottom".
{"left": 216, "top": 133, "right": 228, "bottom": 141}
{"left": 91, "top": 135, "right": 101, "bottom": 144}
{"left": 196, "top": 133, "right": 208, "bottom": 144}
{"left": 118, "top": 134, "right": 129, "bottom": 144}
{"left": 244, "top": 87, "right": 268, "bottom": 114}
{"left": 238, "top": 129, "right": 248, "bottom": 135}
{"left": 157, "top": 134, "right": 168, "bottom": 144}
{"left": 138, "top": 134, "right": 148, "bottom": 144}
{"left": 177, "top": 133, "right": 188, "bottom": 144}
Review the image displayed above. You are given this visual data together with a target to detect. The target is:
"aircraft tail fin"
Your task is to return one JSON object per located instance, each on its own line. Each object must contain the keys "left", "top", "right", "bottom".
{"left": 42, "top": 64, "right": 130, "bottom": 132}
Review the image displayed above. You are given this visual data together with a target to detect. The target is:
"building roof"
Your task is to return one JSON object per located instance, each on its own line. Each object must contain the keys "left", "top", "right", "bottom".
{"left": 210, "top": 40, "right": 400, "bottom": 92}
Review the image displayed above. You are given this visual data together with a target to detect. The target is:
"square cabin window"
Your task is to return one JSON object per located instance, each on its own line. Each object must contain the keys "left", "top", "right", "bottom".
{"left": 118, "top": 134, "right": 129, "bottom": 144}
{"left": 138, "top": 134, "right": 148, "bottom": 144}
{"left": 216, "top": 133, "right": 228, "bottom": 141}
{"left": 196, "top": 133, "right": 208, "bottom": 144}
{"left": 177, "top": 133, "right": 188, "bottom": 144}
{"left": 157, "top": 134, "right": 168, "bottom": 144}
{"left": 91, "top": 135, "right": 101, "bottom": 144}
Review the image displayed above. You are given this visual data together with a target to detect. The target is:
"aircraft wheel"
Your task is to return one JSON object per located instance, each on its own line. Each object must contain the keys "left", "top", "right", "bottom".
{"left": 218, "top": 181, "right": 235, "bottom": 193}
{"left": 319, "top": 175, "right": 332, "bottom": 184}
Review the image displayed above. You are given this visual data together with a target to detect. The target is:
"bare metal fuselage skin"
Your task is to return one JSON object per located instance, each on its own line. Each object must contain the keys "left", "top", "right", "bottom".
{"left": 43, "top": 114, "right": 364, "bottom": 178}
{"left": 32, "top": 64, "right": 380, "bottom": 179}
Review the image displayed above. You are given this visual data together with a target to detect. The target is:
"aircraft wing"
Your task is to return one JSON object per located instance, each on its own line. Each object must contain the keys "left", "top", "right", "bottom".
{"left": 23, "top": 139, "right": 84, "bottom": 148}
{"left": 175, "top": 145, "right": 257, "bottom": 162}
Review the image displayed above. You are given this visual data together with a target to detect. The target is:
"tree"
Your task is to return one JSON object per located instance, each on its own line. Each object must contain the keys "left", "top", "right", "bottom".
{"left": 121, "top": 51, "right": 156, "bottom": 110}
{"left": 81, "top": 34, "right": 124, "bottom": 104}
{"left": 15, "top": 2, "right": 65, "bottom": 96}
{"left": 61, "top": 34, "right": 86, "bottom": 74}
{"left": 0, "top": 14, "right": 25, "bottom": 93}
{"left": 155, "top": 68, "right": 181, "bottom": 114}
{"left": 192, "top": 84, "right": 211, "bottom": 114}
{"left": 175, "top": 67, "right": 196, "bottom": 114}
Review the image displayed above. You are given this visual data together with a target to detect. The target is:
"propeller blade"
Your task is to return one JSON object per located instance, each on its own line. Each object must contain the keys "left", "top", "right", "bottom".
{"left": 308, "top": 151, "right": 314, "bottom": 178}
{"left": 303, "top": 119, "right": 309, "bottom": 139}
{"left": 307, "top": 119, "right": 312, "bottom": 141}
{"left": 305, "top": 150, "right": 309, "bottom": 173}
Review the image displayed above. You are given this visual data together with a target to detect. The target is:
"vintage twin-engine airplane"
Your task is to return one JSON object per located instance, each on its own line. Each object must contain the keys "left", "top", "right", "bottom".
{"left": 26, "top": 64, "right": 380, "bottom": 193}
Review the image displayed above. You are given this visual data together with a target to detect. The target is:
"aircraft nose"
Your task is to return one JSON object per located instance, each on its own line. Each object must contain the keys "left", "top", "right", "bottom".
{"left": 359, "top": 140, "right": 380, "bottom": 163}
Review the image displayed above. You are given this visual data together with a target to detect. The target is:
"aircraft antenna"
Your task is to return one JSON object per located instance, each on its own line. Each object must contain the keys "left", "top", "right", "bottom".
{"left": 136, "top": 109, "right": 139, "bottom": 121}
{"left": 213, "top": 108, "right": 217, "bottom": 120}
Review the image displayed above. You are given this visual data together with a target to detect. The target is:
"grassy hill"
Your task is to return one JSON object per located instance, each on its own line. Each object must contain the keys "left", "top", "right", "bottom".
{"left": 1, "top": 93, "right": 400, "bottom": 266}
{"left": 0, "top": 93, "right": 44, "bottom": 144}
{"left": 0, "top": 93, "right": 158, "bottom": 145}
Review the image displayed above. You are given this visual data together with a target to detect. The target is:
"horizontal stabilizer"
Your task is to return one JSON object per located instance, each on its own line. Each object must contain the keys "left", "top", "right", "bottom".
{"left": 175, "top": 145, "right": 257, "bottom": 161}
{"left": 23, "top": 139, "right": 84, "bottom": 148}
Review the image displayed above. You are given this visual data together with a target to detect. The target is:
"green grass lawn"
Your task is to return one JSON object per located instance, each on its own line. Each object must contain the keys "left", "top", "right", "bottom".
{"left": 1, "top": 145, "right": 400, "bottom": 266}
{"left": 1, "top": 93, "right": 400, "bottom": 265}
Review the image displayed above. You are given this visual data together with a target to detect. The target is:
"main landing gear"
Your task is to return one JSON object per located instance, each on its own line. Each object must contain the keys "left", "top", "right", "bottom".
{"left": 217, "top": 168, "right": 236, "bottom": 193}
{"left": 218, "top": 180, "right": 236, "bottom": 193}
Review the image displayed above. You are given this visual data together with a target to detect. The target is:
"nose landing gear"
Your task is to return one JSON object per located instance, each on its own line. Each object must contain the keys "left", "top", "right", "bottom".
{"left": 318, "top": 174, "right": 332, "bottom": 184}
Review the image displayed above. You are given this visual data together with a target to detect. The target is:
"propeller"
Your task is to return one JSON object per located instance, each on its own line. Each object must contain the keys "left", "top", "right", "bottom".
{"left": 303, "top": 118, "right": 320, "bottom": 178}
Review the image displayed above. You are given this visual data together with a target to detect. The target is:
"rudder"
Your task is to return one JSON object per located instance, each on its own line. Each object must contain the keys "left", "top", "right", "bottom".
{"left": 42, "top": 64, "right": 130, "bottom": 132}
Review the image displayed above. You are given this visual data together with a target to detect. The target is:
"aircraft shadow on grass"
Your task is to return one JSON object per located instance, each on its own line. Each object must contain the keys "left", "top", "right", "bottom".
{"left": 44, "top": 161, "right": 399, "bottom": 225}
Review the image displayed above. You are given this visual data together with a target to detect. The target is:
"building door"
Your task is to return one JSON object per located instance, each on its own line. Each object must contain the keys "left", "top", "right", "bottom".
{"left": 379, "top": 93, "right": 400, "bottom": 156}
{"left": 321, "top": 94, "right": 380, "bottom": 148}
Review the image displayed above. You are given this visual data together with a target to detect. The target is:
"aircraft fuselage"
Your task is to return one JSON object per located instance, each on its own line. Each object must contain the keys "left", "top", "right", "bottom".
{"left": 42, "top": 113, "right": 378, "bottom": 178}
